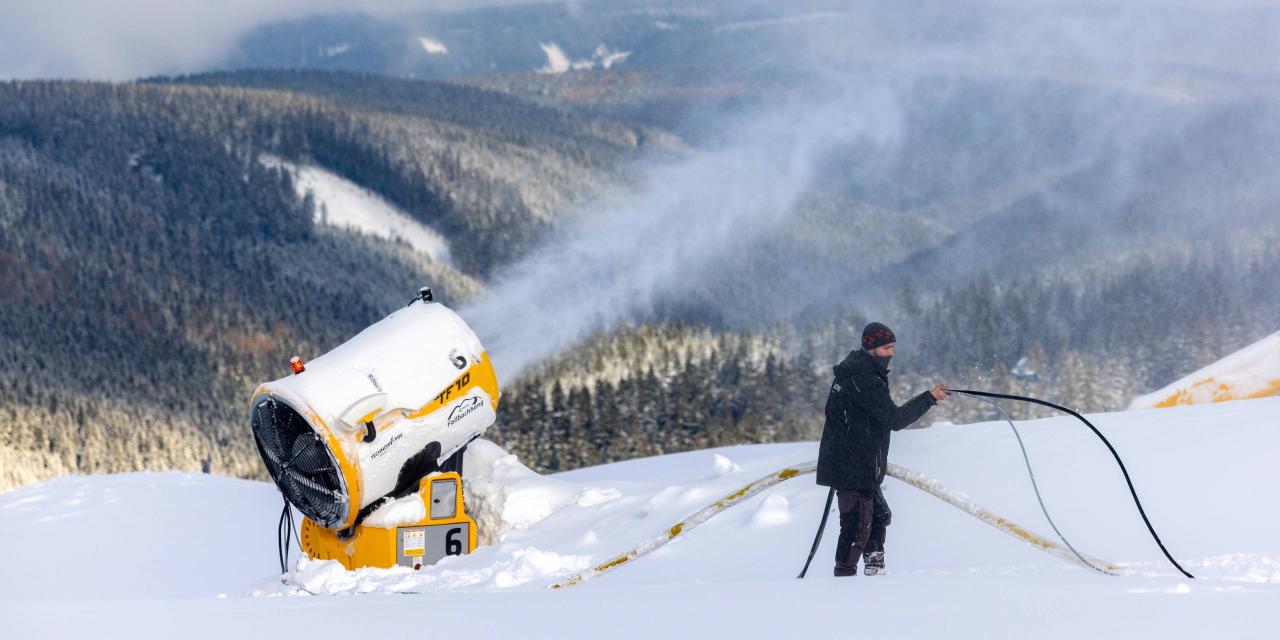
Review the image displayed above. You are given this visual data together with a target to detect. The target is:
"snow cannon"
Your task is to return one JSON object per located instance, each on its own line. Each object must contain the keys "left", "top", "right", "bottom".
{"left": 250, "top": 288, "right": 497, "bottom": 570}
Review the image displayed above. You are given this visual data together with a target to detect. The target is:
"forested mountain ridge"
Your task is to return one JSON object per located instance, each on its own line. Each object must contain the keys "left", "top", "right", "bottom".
{"left": 167, "top": 71, "right": 690, "bottom": 272}
{"left": 0, "top": 76, "right": 654, "bottom": 489}
{"left": 155, "top": 70, "right": 683, "bottom": 155}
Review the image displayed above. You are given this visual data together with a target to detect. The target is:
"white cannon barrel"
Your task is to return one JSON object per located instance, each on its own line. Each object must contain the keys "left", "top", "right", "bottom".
{"left": 250, "top": 294, "right": 500, "bottom": 530}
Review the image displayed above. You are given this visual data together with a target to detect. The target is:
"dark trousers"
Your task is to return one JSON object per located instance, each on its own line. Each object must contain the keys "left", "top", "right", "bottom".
{"left": 834, "top": 486, "right": 891, "bottom": 576}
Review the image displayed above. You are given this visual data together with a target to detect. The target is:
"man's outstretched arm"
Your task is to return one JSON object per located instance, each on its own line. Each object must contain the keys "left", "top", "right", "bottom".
{"left": 851, "top": 378, "right": 943, "bottom": 431}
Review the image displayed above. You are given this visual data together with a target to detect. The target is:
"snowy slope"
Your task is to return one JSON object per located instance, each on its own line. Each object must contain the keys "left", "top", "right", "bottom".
{"left": 418, "top": 37, "right": 448, "bottom": 55}
{"left": 1130, "top": 330, "right": 1280, "bottom": 409}
{"left": 0, "top": 473, "right": 283, "bottom": 600}
{"left": 2, "top": 398, "right": 1279, "bottom": 638}
{"left": 260, "top": 155, "right": 453, "bottom": 264}
{"left": 536, "top": 42, "right": 631, "bottom": 74}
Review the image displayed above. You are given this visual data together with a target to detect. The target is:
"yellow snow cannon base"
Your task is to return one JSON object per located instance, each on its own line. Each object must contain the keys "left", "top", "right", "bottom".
{"left": 300, "top": 472, "right": 477, "bottom": 571}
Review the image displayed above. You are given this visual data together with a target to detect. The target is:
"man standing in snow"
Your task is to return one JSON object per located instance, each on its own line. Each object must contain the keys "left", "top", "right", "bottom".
{"left": 816, "top": 322, "right": 948, "bottom": 577}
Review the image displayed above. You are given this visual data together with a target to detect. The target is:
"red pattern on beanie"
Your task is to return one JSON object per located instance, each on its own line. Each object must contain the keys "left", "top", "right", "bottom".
{"left": 861, "top": 323, "right": 896, "bottom": 350}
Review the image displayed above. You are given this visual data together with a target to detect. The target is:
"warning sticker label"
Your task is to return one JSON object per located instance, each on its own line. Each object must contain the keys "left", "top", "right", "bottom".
{"left": 403, "top": 529, "right": 425, "bottom": 555}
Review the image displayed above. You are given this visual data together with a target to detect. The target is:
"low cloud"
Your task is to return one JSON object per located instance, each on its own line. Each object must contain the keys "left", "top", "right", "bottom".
{"left": 0, "top": 0, "right": 528, "bottom": 80}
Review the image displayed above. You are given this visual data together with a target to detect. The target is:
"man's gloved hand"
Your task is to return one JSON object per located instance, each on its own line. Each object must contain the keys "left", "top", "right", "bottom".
{"left": 930, "top": 384, "right": 950, "bottom": 402}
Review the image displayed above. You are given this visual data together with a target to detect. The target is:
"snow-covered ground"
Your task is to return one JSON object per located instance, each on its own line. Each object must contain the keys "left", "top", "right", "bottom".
{"left": 2, "top": 397, "right": 1278, "bottom": 638}
{"left": 320, "top": 43, "right": 351, "bottom": 58}
{"left": 260, "top": 155, "right": 453, "bottom": 264}
{"left": 418, "top": 37, "right": 448, "bottom": 55}
{"left": 1130, "top": 330, "right": 1280, "bottom": 409}
{"left": 537, "top": 42, "right": 631, "bottom": 74}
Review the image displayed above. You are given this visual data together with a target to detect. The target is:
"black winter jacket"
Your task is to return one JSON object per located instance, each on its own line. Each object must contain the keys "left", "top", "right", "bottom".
{"left": 816, "top": 349, "right": 936, "bottom": 489}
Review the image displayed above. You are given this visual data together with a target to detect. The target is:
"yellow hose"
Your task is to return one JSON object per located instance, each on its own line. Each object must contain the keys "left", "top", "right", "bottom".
{"left": 549, "top": 459, "right": 1120, "bottom": 588}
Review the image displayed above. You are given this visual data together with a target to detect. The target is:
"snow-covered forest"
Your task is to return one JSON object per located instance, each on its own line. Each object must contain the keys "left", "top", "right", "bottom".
{"left": 3, "top": 68, "right": 1278, "bottom": 489}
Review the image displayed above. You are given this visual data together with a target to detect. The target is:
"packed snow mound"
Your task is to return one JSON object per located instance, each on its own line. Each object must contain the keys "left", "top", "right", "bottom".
{"left": 3, "top": 398, "right": 1279, "bottom": 638}
{"left": 259, "top": 154, "right": 452, "bottom": 263}
{"left": 1130, "top": 330, "right": 1280, "bottom": 409}
{"left": 462, "top": 439, "right": 582, "bottom": 544}
{"left": 275, "top": 547, "right": 591, "bottom": 595}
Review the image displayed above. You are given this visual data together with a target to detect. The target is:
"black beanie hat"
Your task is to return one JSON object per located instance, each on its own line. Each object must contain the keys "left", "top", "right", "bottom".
{"left": 862, "top": 322, "right": 896, "bottom": 351}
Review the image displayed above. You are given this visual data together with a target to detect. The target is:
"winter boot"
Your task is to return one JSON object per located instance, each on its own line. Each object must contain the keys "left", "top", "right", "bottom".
{"left": 863, "top": 551, "right": 885, "bottom": 576}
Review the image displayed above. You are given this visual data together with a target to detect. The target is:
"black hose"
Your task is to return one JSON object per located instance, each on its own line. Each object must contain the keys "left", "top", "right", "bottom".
{"left": 952, "top": 389, "right": 1195, "bottom": 579}
{"left": 962, "top": 393, "right": 1110, "bottom": 575}
{"left": 277, "top": 498, "right": 296, "bottom": 575}
{"left": 796, "top": 486, "right": 836, "bottom": 579}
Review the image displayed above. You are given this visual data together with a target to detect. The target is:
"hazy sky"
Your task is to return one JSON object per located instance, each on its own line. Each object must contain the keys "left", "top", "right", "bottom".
{"left": 0, "top": 0, "right": 535, "bottom": 80}
{"left": 3, "top": 1, "right": 1277, "bottom": 81}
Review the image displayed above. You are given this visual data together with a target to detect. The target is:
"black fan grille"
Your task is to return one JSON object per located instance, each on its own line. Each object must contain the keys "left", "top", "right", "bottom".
{"left": 251, "top": 395, "right": 349, "bottom": 528}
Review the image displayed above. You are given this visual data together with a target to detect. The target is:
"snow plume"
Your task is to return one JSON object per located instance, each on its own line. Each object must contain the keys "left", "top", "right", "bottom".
{"left": 463, "top": 84, "right": 904, "bottom": 381}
